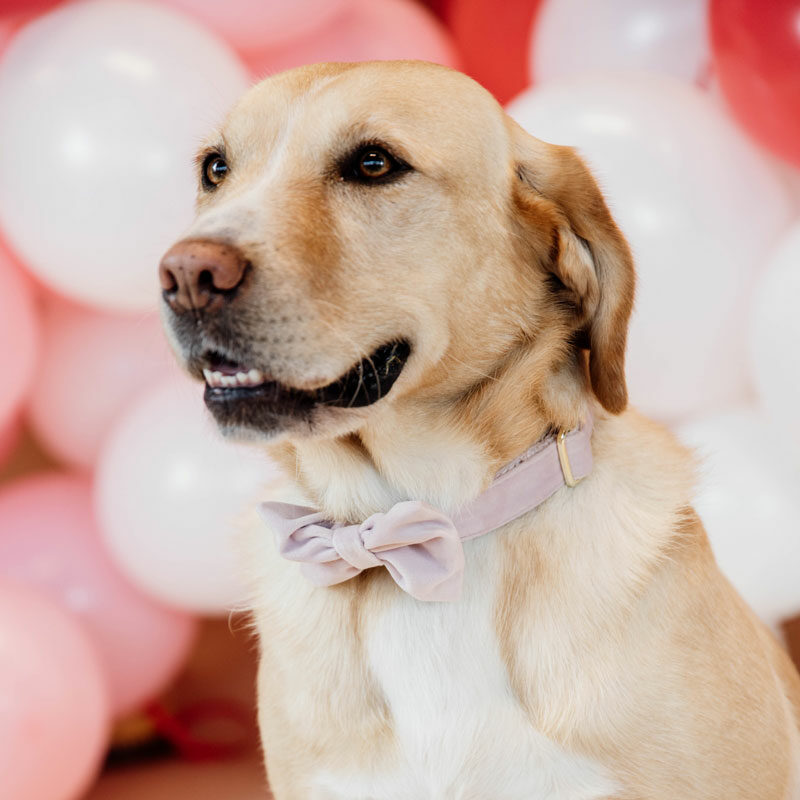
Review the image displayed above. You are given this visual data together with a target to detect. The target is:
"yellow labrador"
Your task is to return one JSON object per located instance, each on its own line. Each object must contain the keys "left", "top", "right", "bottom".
{"left": 159, "top": 61, "right": 800, "bottom": 799}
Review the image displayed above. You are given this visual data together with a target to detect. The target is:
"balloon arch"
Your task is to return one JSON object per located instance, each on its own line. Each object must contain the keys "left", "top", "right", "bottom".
{"left": 0, "top": 0, "right": 798, "bottom": 797}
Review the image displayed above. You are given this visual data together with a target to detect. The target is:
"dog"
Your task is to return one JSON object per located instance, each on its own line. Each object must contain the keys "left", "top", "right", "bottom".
{"left": 159, "top": 61, "right": 800, "bottom": 799}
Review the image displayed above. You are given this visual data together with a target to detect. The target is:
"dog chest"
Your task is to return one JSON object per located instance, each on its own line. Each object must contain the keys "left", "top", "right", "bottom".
{"left": 309, "top": 535, "right": 619, "bottom": 800}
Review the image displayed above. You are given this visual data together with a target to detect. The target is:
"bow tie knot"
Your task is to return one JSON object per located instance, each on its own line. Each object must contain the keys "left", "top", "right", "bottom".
{"left": 259, "top": 499, "right": 466, "bottom": 602}
{"left": 330, "top": 523, "right": 382, "bottom": 571}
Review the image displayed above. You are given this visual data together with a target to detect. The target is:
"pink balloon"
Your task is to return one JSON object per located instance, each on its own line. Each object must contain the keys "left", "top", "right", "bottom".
{"left": 0, "top": 580, "right": 110, "bottom": 800}
{"left": 0, "top": 239, "right": 40, "bottom": 430}
{"left": 0, "top": 473, "right": 198, "bottom": 717}
{"left": 246, "top": 0, "right": 460, "bottom": 78}
{"left": 163, "top": 0, "right": 351, "bottom": 53}
{"left": 26, "top": 296, "right": 176, "bottom": 468}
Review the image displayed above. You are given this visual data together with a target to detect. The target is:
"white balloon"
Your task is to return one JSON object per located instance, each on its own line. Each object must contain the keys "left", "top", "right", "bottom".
{"left": 749, "top": 223, "right": 800, "bottom": 452}
{"left": 507, "top": 74, "right": 793, "bottom": 423}
{"left": 774, "top": 160, "right": 800, "bottom": 216}
{"left": 0, "top": 1, "right": 248, "bottom": 312}
{"left": 95, "top": 377, "right": 287, "bottom": 614}
{"left": 531, "top": 0, "right": 710, "bottom": 86}
{"left": 676, "top": 407, "right": 800, "bottom": 627}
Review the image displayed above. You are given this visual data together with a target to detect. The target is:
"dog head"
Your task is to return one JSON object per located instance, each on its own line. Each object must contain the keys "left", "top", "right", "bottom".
{"left": 159, "top": 61, "right": 634, "bottom": 448}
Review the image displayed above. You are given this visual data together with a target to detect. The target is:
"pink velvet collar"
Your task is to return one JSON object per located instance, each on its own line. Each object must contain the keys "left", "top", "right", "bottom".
{"left": 260, "top": 415, "right": 594, "bottom": 602}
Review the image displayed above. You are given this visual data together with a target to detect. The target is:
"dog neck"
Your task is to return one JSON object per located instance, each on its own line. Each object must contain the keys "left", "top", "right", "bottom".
{"left": 275, "top": 345, "right": 591, "bottom": 523}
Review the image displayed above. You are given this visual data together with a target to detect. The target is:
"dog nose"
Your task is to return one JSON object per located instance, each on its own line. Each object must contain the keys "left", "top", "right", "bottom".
{"left": 159, "top": 239, "right": 248, "bottom": 313}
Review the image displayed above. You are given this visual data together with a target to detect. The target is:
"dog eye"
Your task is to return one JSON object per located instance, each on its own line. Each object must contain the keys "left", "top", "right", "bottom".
{"left": 343, "top": 145, "right": 409, "bottom": 184}
{"left": 202, "top": 154, "right": 228, "bottom": 189}
{"left": 358, "top": 148, "right": 393, "bottom": 178}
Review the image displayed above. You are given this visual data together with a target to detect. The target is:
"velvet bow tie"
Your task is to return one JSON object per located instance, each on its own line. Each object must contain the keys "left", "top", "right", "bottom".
{"left": 259, "top": 415, "right": 593, "bottom": 602}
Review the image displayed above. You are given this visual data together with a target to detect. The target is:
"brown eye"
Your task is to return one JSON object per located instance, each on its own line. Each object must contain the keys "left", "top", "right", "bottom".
{"left": 342, "top": 144, "right": 410, "bottom": 184}
{"left": 202, "top": 154, "right": 228, "bottom": 189}
{"left": 358, "top": 149, "right": 392, "bottom": 179}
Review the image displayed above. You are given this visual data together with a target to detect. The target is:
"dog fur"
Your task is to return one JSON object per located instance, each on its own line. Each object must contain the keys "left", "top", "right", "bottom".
{"left": 161, "top": 61, "right": 800, "bottom": 799}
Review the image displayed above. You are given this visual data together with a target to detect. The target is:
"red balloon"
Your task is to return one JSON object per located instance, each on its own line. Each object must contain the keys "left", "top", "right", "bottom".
{"left": 447, "top": 0, "right": 542, "bottom": 103}
{"left": 711, "top": 0, "right": 800, "bottom": 167}
{"left": 0, "top": 1, "right": 57, "bottom": 17}
{"left": 0, "top": 10, "right": 30, "bottom": 59}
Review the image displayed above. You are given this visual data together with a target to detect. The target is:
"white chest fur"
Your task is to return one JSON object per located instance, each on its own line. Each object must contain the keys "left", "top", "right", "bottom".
{"left": 309, "top": 535, "right": 619, "bottom": 800}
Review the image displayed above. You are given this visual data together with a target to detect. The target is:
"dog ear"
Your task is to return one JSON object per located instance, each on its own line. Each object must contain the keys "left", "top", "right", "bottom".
{"left": 508, "top": 120, "right": 636, "bottom": 414}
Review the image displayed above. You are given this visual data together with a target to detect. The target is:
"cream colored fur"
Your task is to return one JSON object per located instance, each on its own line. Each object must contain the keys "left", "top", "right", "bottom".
{"left": 163, "top": 61, "right": 800, "bottom": 799}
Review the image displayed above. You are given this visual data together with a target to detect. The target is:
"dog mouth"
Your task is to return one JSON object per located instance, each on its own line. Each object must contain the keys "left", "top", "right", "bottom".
{"left": 200, "top": 339, "right": 411, "bottom": 434}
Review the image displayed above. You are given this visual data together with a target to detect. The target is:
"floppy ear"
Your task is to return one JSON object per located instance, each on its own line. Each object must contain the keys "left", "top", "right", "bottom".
{"left": 508, "top": 120, "right": 636, "bottom": 414}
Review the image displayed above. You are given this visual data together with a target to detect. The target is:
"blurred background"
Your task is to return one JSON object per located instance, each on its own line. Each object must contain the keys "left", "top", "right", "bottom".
{"left": 0, "top": 0, "right": 798, "bottom": 798}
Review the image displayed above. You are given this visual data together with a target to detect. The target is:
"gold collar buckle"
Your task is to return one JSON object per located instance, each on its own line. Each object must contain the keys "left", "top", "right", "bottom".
{"left": 556, "top": 429, "right": 581, "bottom": 488}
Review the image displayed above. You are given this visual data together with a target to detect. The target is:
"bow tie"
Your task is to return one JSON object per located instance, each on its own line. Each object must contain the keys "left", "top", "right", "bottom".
{"left": 259, "top": 415, "right": 593, "bottom": 602}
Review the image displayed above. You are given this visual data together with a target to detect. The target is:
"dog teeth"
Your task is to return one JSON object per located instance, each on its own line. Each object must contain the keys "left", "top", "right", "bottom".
{"left": 204, "top": 367, "right": 267, "bottom": 389}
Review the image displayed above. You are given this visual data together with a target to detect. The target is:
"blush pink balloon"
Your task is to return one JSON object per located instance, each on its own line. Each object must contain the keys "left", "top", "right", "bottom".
{"left": 0, "top": 239, "right": 40, "bottom": 430}
{"left": 0, "top": 580, "right": 110, "bottom": 800}
{"left": 26, "top": 296, "right": 177, "bottom": 468}
{"left": 163, "top": 0, "right": 351, "bottom": 54}
{"left": 246, "top": 0, "right": 460, "bottom": 78}
{"left": 0, "top": 473, "right": 198, "bottom": 717}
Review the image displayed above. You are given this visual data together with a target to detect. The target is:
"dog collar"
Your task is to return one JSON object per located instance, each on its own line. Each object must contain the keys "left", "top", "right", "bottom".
{"left": 259, "top": 414, "right": 593, "bottom": 602}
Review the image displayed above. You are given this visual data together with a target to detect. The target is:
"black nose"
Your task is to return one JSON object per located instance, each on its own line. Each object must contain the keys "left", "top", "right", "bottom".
{"left": 159, "top": 238, "right": 248, "bottom": 313}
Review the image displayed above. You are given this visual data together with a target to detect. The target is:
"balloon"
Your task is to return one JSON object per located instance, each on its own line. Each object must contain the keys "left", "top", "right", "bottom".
{"left": 0, "top": 14, "right": 27, "bottom": 56}
{"left": 27, "top": 296, "right": 176, "bottom": 469}
{"left": 676, "top": 406, "right": 800, "bottom": 627}
{"left": 530, "top": 0, "right": 709, "bottom": 86}
{"left": 0, "top": 473, "right": 198, "bottom": 717}
{"left": 95, "top": 377, "right": 288, "bottom": 614}
{"left": 448, "top": 0, "right": 542, "bottom": 103}
{"left": 246, "top": 0, "right": 459, "bottom": 78}
{"left": 162, "top": 0, "right": 351, "bottom": 54}
{"left": 0, "top": 580, "right": 110, "bottom": 800}
{"left": 507, "top": 73, "right": 793, "bottom": 423}
{"left": 0, "top": 1, "right": 248, "bottom": 312}
{"left": 711, "top": 0, "right": 800, "bottom": 168}
{"left": 0, "top": 1, "right": 58, "bottom": 14}
{"left": 0, "top": 240, "right": 39, "bottom": 430}
{"left": 776, "top": 161, "right": 800, "bottom": 214}
{"left": 749, "top": 223, "right": 800, "bottom": 451}
{"left": 421, "top": 0, "right": 453, "bottom": 17}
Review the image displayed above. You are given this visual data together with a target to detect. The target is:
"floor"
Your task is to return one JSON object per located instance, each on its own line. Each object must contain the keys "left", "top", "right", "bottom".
{"left": 86, "top": 757, "right": 272, "bottom": 800}
{"left": 84, "top": 613, "right": 273, "bottom": 799}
